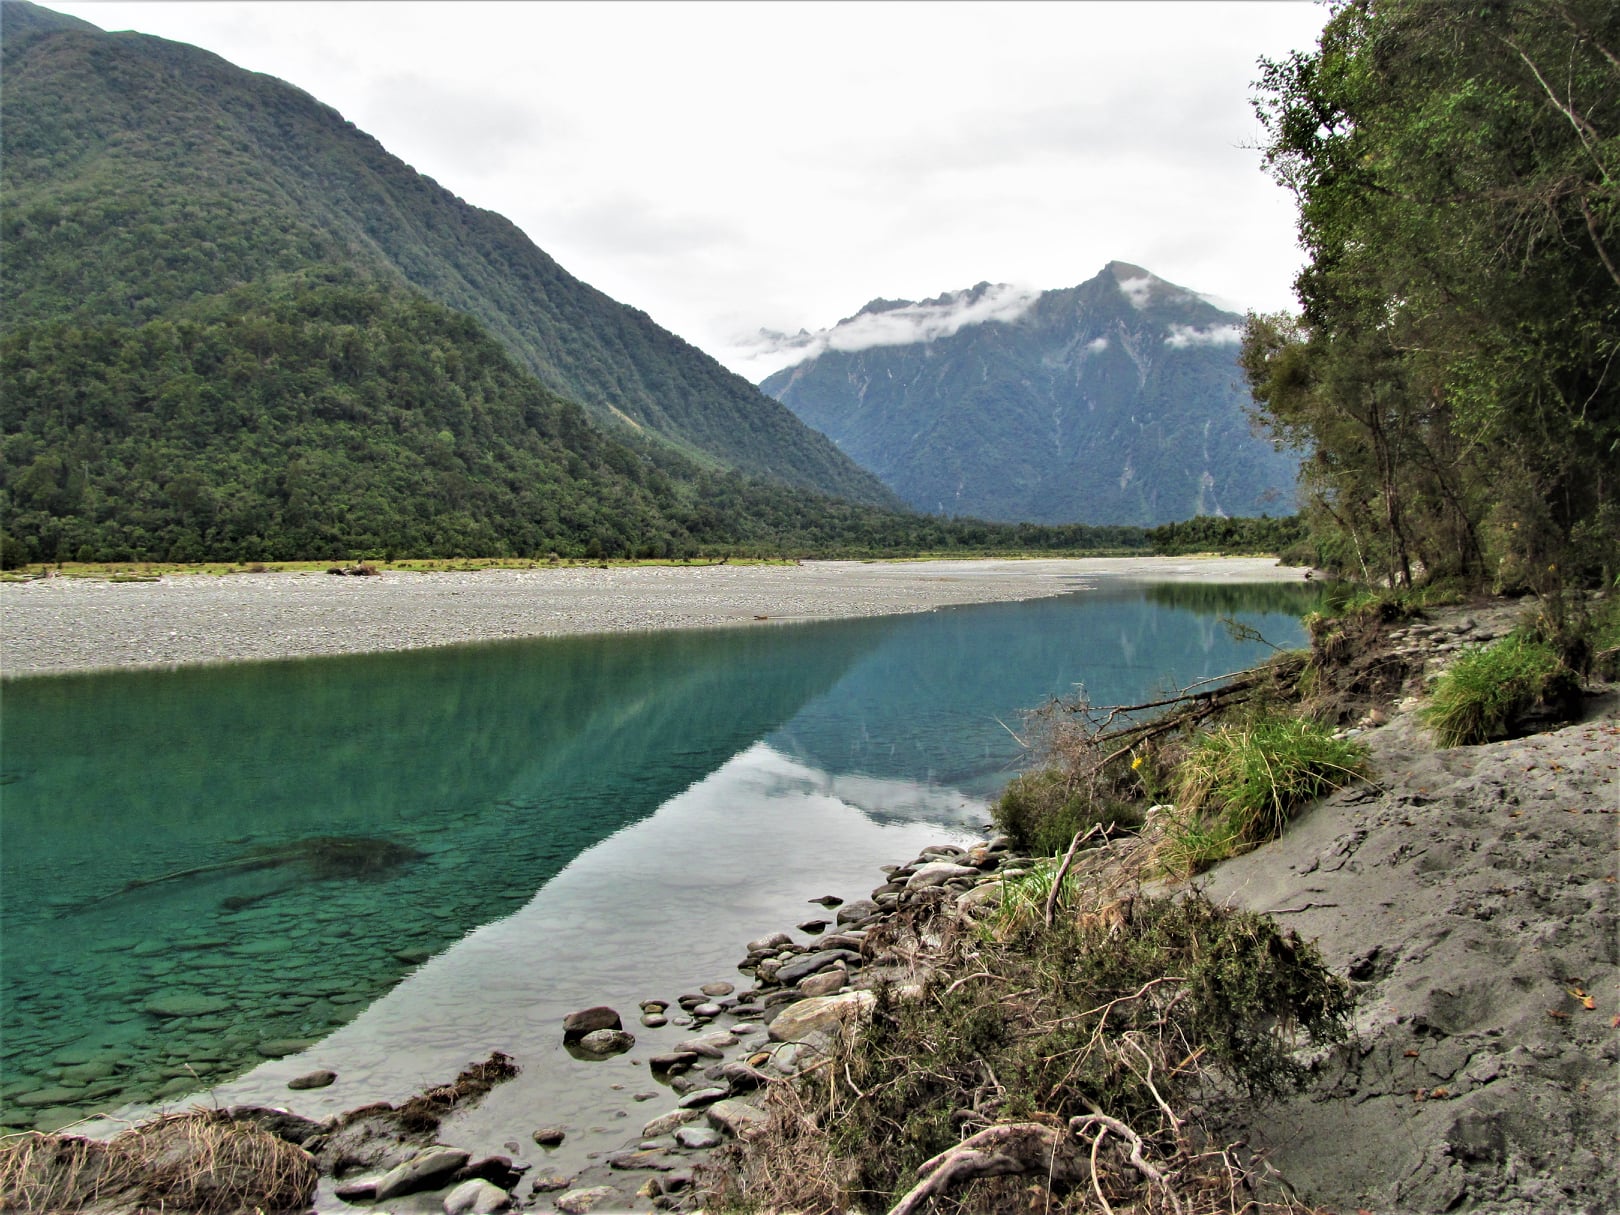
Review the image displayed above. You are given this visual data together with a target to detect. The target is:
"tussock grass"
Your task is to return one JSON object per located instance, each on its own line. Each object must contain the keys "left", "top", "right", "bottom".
{"left": 1160, "top": 716, "right": 1369, "bottom": 875}
{"left": 1420, "top": 633, "right": 1572, "bottom": 746}
{"left": 0, "top": 1111, "right": 317, "bottom": 1213}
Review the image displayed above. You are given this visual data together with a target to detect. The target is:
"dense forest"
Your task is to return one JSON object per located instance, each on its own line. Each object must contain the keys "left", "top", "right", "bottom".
{"left": 1242, "top": 0, "right": 1618, "bottom": 593}
{"left": 1, "top": 269, "right": 1156, "bottom": 565}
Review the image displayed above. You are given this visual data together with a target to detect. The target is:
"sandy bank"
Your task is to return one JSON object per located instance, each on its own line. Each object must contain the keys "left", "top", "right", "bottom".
{"left": 0, "top": 556, "right": 1303, "bottom": 677}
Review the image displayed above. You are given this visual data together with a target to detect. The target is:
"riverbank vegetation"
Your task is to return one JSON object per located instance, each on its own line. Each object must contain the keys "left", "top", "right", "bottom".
{"left": 1240, "top": 0, "right": 1618, "bottom": 597}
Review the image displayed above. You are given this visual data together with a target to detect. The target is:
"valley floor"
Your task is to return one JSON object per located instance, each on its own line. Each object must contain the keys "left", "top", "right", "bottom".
{"left": 0, "top": 556, "right": 1303, "bottom": 676}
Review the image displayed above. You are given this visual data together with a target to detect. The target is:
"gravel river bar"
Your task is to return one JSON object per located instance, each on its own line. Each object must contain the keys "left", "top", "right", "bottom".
{"left": 0, "top": 556, "right": 1305, "bottom": 677}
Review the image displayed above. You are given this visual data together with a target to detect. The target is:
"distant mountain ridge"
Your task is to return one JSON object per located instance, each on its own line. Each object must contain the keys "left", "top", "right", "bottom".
{"left": 0, "top": 0, "right": 894, "bottom": 506}
{"left": 760, "top": 263, "right": 1301, "bottom": 526}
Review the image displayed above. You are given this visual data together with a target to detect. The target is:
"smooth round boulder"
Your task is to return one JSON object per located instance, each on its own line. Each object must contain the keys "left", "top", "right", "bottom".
{"left": 576, "top": 1028, "right": 634, "bottom": 1057}
{"left": 443, "top": 1177, "right": 512, "bottom": 1214}
{"left": 562, "top": 1006, "right": 622, "bottom": 1044}
{"left": 287, "top": 1069, "right": 336, "bottom": 1091}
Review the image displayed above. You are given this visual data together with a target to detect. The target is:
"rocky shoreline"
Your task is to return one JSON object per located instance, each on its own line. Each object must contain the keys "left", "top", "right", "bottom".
{"left": 236, "top": 835, "right": 1036, "bottom": 1215}
{"left": 6, "top": 590, "right": 1613, "bottom": 1215}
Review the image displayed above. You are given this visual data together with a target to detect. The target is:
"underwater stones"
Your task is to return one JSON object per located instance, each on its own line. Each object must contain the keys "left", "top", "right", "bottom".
{"left": 528, "top": 1168, "right": 572, "bottom": 1193}
{"left": 56, "top": 1060, "right": 118, "bottom": 1082}
{"left": 649, "top": 1052, "right": 698, "bottom": 1074}
{"left": 699, "top": 981, "right": 734, "bottom": 998}
{"left": 11, "top": 1086, "right": 83, "bottom": 1107}
{"left": 255, "top": 1037, "right": 314, "bottom": 1058}
{"left": 287, "top": 1069, "right": 337, "bottom": 1090}
{"left": 142, "top": 992, "right": 230, "bottom": 1018}
{"left": 532, "top": 1125, "right": 567, "bottom": 1147}
{"left": 562, "top": 1006, "right": 622, "bottom": 1043}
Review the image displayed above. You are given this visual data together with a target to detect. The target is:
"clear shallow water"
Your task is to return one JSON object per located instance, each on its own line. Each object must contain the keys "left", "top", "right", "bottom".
{"left": 0, "top": 579, "right": 1315, "bottom": 1140}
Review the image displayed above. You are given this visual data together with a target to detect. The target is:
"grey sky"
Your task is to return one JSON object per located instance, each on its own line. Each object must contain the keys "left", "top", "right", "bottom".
{"left": 48, "top": 1, "right": 1328, "bottom": 378}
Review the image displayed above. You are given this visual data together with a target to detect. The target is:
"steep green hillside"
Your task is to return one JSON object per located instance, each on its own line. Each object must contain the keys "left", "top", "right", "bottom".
{"left": 761, "top": 264, "right": 1301, "bottom": 525}
{"left": 0, "top": 268, "right": 1151, "bottom": 564}
{"left": 0, "top": 0, "right": 894, "bottom": 504}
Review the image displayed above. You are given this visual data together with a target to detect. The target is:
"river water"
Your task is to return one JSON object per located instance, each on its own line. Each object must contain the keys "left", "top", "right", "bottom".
{"left": 0, "top": 578, "right": 1314, "bottom": 1163}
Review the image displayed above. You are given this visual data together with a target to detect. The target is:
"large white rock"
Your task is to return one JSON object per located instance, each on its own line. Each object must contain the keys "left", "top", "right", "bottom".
{"left": 905, "top": 861, "right": 980, "bottom": 889}
{"left": 766, "top": 989, "right": 876, "bottom": 1043}
{"left": 443, "top": 1177, "right": 511, "bottom": 1214}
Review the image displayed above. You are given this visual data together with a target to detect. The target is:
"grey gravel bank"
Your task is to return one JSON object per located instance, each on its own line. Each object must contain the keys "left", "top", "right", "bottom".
{"left": 0, "top": 557, "right": 1305, "bottom": 676}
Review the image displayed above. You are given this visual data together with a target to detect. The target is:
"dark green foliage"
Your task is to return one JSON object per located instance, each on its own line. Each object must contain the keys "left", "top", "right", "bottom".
{"left": 0, "top": 0, "right": 892, "bottom": 504}
{"left": 1245, "top": 0, "right": 1620, "bottom": 592}
{"left": 761, "top": 265, "right": 1302, "bottom": 526}
{"left": 821, "top": 896, "right": 1351, "bottom": 1208}
{"left": 991, "top": 766, "right": 1143, "bottom": 857}
{"left": 1146, "top": 513, "right": 1306, "bottom": 557}
{"left": 0, "top": 272, "right": 1164, "bottom": 563}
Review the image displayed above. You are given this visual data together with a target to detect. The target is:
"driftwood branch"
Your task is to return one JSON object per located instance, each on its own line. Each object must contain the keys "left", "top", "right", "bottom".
{"left": 886, "top": 1123, "right": 1090, "bottom": 1215}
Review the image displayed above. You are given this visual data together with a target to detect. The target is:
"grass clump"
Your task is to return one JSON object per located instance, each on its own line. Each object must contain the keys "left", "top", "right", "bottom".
{"left": 1160, "top": 716, "right": 1369, "bottom": 876}
{"left": 1419, "top": 632, "right": 1575, "bottom": 746}
{"left": 0, "top": 1111, "right": 317, "bottom": 1213}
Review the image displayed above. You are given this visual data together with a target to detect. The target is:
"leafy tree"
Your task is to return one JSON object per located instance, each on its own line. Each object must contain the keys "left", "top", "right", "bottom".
{"left": 1243, "top": 0, "right": 1619, "bottom": 591}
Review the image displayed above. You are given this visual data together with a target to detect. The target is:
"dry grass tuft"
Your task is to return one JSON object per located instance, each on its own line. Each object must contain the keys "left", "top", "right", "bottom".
{"left": 0, "top": 1110, "right": 317, "bottom": 1213}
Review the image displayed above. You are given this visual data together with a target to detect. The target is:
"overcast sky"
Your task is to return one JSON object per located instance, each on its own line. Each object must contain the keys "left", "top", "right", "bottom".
{"left": 48, "top": 1, "right": 1328, "bottom": 378}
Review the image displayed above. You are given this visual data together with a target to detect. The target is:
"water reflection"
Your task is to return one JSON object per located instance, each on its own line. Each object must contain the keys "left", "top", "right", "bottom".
{"left": 0, "top": 581, "right": 1315, "bottom": 1134}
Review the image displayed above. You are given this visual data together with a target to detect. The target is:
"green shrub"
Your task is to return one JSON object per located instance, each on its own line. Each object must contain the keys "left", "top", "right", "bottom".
{"left": 1420, "top": 633, "right": 1575, "bottom": 746}
{"left": 991, "top": 767, "right": 1142, "bottom": 857}
{"left": 736, "top": 895, "right": 1351, "bottom": 1212}
{"left": 1163, "top": 716, "right": 1369, "bottom": 874}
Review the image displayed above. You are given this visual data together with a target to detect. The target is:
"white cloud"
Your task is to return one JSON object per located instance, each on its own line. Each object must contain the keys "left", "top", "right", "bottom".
{"left": 731, "top": 282, "right": 1041, "bottom": 378}
{"left": 1086, "top": 337, "right": 1109, "bottom": 355}
{"left": 1164, "top": 323, "right": 1244, "bottom": 349}
{"left": 49, "top": 1, "right": 1328, "bottom": 376}
{"left": 1118, "top": 276, "right": 1154, "bottom": 310}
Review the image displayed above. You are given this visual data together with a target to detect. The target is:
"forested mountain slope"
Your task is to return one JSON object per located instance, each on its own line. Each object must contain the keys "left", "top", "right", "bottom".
{"left": 761, "top": 264, "right": 1301, "bottom": 526}
{"left": 0, "top": 0, "right": 894, "bottom": 504}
